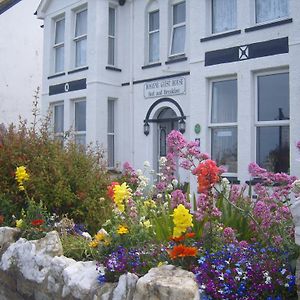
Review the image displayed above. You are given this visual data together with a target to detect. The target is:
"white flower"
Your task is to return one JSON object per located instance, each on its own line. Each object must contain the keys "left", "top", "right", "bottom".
{"left": 292, "top": 179, "right": 300, "bottom": 194}
{"left": 167, "top": 184, "right": 173, "bottom": 191}
{"left": 82, "top": 232, "right": 92, "bottom": 240}
{"left": 159, "top": 157, "right": 167, "bottom": 166}
{"left": 157, "top": 193, "right": 162, "bottom": 199}
{"left": 136, "top": 169, "right": 143, "bottom": 176}
{"left": 143, "top": 161, "right": 150, "bottom": 168}
{"left": 172, "top": 179, "right": 178, "bottom": 186}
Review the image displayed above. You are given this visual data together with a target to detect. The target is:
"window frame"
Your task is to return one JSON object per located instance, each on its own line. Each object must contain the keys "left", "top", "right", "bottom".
{"left": 254, "top": 0, "right": 289, "bottom": 24}
{"left": 73, "top": 98, "right": 87, "bottom": 147}
{"left": 73, "top": 7, "right": 88, "bottom": 68}
{"left": 211, "top": 0, "right": 237, "bottom": 34}
{"left": 107, "top": 99, "right": 116, "bottom": 169}
{"left": 169, "top": 1, "right": 186, "bottom": 57}
{"left": 148, "top": 9, "right": 160, "bottom": 64}
{"left": 208, "top": 77, "right": 238, "bottom": 176}
{"left": 108, "top": 6, "right": 117, "bottom": 66}
{"left": 254, "top": 70, "right": 290, "bottom": 172}
{"left": 53, "top": 15, "right": 65, "bottom": 74}
{"left": 52, "top": 102, "right": 64, "bottom": 144}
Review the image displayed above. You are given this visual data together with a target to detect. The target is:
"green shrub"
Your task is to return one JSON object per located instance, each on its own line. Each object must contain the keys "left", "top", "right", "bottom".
{"left": 0, "top": 117, "right": 112, "bottom": 233}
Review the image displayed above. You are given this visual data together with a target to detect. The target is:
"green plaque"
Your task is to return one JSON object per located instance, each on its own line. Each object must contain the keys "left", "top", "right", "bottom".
{"left": 194, "top": 124, "right": 201, "bottom": 134}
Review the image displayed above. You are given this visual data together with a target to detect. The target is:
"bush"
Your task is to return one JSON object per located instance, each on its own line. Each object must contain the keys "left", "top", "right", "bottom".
{"left": 0, "top": 118, "right": 112, "bottom": 233}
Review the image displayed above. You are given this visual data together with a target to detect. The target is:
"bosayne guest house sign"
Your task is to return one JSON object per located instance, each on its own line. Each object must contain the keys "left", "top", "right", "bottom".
{"left": 144, "top": 77, "right": 186, "bottom": 98}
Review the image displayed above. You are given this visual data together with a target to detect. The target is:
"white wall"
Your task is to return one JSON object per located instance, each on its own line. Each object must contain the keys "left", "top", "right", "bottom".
{"left": 0, "top": 0, "right": 43, "bottom": 125}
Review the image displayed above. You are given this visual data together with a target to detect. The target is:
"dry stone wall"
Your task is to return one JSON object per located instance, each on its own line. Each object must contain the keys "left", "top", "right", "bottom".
{"left": 0, "top": 227, "right": 201, "bottom": 300}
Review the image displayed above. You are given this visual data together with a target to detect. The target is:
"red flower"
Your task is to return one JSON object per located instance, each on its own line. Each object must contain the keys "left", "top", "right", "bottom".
{"left": 170, "top": 235, "right": 185, "bottom": 242}
{"left": 193, "top": 159, "right": 220, "bottom": 193}
{"left": 107, "top": 182, "right": 119, "bottom": 199}
{"left": 31, "top": 219, "right": 44, "bottom": 226}
{"left": 168, "top": 244, "right": 198, "bottom": 259}
{"left": 185, "top": 232, "right": 195, "bottom": 239}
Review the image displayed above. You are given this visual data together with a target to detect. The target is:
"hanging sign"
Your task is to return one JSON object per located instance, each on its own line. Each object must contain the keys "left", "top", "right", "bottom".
{"left": 144, "top": 77, "right": 186, "bottom": 98}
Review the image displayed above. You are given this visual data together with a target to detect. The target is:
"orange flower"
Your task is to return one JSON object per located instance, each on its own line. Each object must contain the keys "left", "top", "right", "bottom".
{"left": 168, "top": 244, "right": 198, "bottom": 259}
{"left": 107, "top": 182, "right": 119, "bottom": 199}
{"left": 170, "top": 235, "right": 185, "bottom": 242}
{"left": 31, "top": 219, "right": 44, "bottom": 226}
{"left": 0, "top": 215, "right": 4, "bottom": 225}
{"left": 193, "top": 159, "right": 220, "bottom": 193}
{"left": 185, "top": 232, "right": 195, "bottom": 239}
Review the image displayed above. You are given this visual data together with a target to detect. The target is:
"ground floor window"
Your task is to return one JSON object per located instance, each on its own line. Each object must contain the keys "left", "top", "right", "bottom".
{"left": 52, "top": 102, "right": 64, "bottom": 145}
{"left": 74, "top": 99, "right": 86, "bottom": 147}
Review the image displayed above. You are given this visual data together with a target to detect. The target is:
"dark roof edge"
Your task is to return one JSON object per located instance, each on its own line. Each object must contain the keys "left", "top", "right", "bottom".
{"left": 0, "top": 0, "right": 22, "bottom": 15}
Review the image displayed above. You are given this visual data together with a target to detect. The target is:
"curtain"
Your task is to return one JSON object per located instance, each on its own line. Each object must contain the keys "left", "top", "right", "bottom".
{"left": 212, "top": 0, "right": 237, "bottom": 33}
{"left": 256, "top": 0, "right": 288, "bottom": 23}
{"left": 75, "top": 9, "right": 87, "bottom": 37}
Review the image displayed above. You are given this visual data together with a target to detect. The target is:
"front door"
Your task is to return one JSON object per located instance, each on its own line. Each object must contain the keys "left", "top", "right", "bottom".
{"left": 156, "top": 108, "right": 178, "bottom": 169}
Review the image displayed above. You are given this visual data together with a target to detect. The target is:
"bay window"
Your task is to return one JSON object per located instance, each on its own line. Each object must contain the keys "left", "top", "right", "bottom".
{"left": 210, "top": 79, "right": 238, "bottom": 174}
{"left": 256, "top": 72, "right": 289, "bottom": 173}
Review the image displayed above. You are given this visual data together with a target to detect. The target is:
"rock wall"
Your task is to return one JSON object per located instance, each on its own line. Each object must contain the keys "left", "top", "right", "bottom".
{"left": 0, "top": 228, "right": 201, "bottom": 300}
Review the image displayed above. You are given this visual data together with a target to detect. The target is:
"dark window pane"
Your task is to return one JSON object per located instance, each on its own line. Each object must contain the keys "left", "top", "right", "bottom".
{"left": 149, "top": 10, "right": 159, "bottom": 31}
{"left": 75, "top": 101, "right": 86, "bottom": 131}
{"left": 108, "top": 101, "right": 114, "bottom": 133}
{"left": 108, "top": 37, "right": 115, "bottom": 65}
{"left": 55, "top": 18, "right": 65, "bottom": 44}
{"left": 257, "top": 126, "right": 289, "bottom": 173}
{"left": 171, "top": 25, "right": 185, "bottom": 55}
{"left": 75, "top": 9, "right": 87, "bottom": 37}
{"left": 212, "top": 127, "right": 237, "bottom": 173}
{"left": 54, "top": 104, "right": 64, "bottom": 133}
{"left": 173, "top": 2, "right": 185, "bottom": 24}
{"left": 109, "top": 7, "right": 115, "bottom": 36}
{"left": 258, "top": 73, "right": 289, "bottom": 121}
{"left": 212, "top": 79, "right": 237, "bottom": 123}
{"left": 108, "top": 135, "right": 114, "bottom": 167}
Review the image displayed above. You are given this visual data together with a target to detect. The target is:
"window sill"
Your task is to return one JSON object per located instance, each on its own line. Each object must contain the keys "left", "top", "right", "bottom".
{"left": 245, "top": 18, "right": 292, "bottom": 33}
{"left": 141, "top": 62, "right": 162, "bottom": 69}
{"left": 48, "top": 72, "right": 65, "bottom": 79}
{"left": 165, "top": 56, "right": 188, "bottom": 65}
{"left": 106, "top": 66, "right": 122, "bottom": 72}
{"left": 68, "top": 66, "right": 89, "bottom": 74}
{"left": 200, "top": 29, "right": 241, "bottom": 42}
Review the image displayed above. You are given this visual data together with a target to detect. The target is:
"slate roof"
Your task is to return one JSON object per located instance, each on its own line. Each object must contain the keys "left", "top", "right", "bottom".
{"left": 0, "top": 0, "right": 22, "bottom": 15}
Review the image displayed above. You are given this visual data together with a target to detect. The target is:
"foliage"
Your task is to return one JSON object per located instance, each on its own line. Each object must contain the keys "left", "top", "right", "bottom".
{"left": 0, "top": 116, "right": 112, "bottom": 233}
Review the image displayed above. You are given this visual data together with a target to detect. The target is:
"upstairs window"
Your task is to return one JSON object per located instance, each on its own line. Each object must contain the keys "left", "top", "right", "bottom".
{"left": 212, "top": 0, "right": 237, "bottom": 34}
{"left": 74, "top": 99, "right": 86, "bottom": 147}
{"left": 54, "top": 17, "right": 65, "bottom": 73}
{"left": 107, "top": 99, "right": 116, "bottom": 168}
{"left": 256, "top": 0, "right": 288, "bottom": 23}
{"left": 170, "top": 1, "right": 185, "bottom": 56}
{"left": 108, "top": 7, "right": 116, "bottom": 66}
{"left": 74, "top": 8, "right": 87, "bottom": 68}
{"left": 148, "top": 10, "right": 159, "bottom": 63}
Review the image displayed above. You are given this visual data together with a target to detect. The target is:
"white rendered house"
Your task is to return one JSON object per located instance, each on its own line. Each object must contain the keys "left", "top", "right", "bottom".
{"left": 0, "top": 0, "right": 43, "bottom": 125}
{"left": 37, "top": 0, "right": 300, "bottom": 187}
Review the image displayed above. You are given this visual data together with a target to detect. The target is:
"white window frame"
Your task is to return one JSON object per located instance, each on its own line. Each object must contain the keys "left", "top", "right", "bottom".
{"left": 53, "top": 16, "right": 65, "bottom": 74}
{"left": 107, "top": 99, "right": 116, "bottom": 169}
{"left": 254, "top": 0, "right": 289, "bottom": 24}
{"left": 73, "top": 7, "right": 88, "bottom": 68}
{"left": 108, "top": 6, "right": 117, "bottom": 66}
{"left": 208, "top": 77, "right": 238, "bottom": 176}
{"left": 254, "top": 70, "right": 290, "bottom": 170}
{"left": 211, "top": 0, "right": 237, "bottom": 34}
{"left": 169, "top": 1, "right": 186, "bottom": 57}
{"left": 148, "top": 9, "right": 160, "bottom": 64}
{"left": 73, "top": 98, "right": 86, "bottom": 147}
{"left": 52, "top": 102, "right": 64, "bottom": 144}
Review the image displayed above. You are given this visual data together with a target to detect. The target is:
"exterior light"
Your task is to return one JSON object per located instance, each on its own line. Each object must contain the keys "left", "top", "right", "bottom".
{"left": 178, "top": 118, "right": 186, "bottom": 134}
{"left": 144, "top": 122, "right": 150, "bottom": 136}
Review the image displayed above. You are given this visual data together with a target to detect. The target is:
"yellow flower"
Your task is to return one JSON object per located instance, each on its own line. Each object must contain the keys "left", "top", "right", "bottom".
{"left": 144, "top": 199, "right": 157, "bottom": 208}
{"left": 89, "top": 240, "right": 99, "bottom": 248}
{"left": 172, "top": 204, "right": 193, "bottom": 237}
{"left": 113, "top": 183, "right": 132, "bottom": 212}
{"left": 117, "top": 225, "right": 129, "bottom": 235}
{"left": 15, "top": 166, "right": 29, "bottom": 191}
{"left": 142, "top": 220, "right": 152, "bottom": 228}
{"left": 94, "top": 232, "right": 106, "bottom": 241}
{"left": 16, "top": 219, "right": 24, "bottom": 228}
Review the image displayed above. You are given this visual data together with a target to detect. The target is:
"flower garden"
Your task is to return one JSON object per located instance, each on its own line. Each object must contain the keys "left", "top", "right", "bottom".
{"left": 0, "top": 121, "right": 300, "bottom": 299}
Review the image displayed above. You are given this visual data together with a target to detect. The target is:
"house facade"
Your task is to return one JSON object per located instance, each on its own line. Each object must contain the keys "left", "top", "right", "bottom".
{"left": 37, "top": 0, "right": 300, "bottom": 186}
{"left": 0, "top": 0, "right": 43, "bottom": 125}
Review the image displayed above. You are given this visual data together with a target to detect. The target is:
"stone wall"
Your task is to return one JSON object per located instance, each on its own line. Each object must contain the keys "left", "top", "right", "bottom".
{"left": 0, "top": 227, "right": 201, "bottom": 300}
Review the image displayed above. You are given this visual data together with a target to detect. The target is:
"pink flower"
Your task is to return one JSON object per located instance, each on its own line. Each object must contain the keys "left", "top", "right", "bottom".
{"left": 222, "top": 227, "right": 237, "bottom": 244}
{"left": 171, "top": 189, "right": 190, "bottom": 209}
